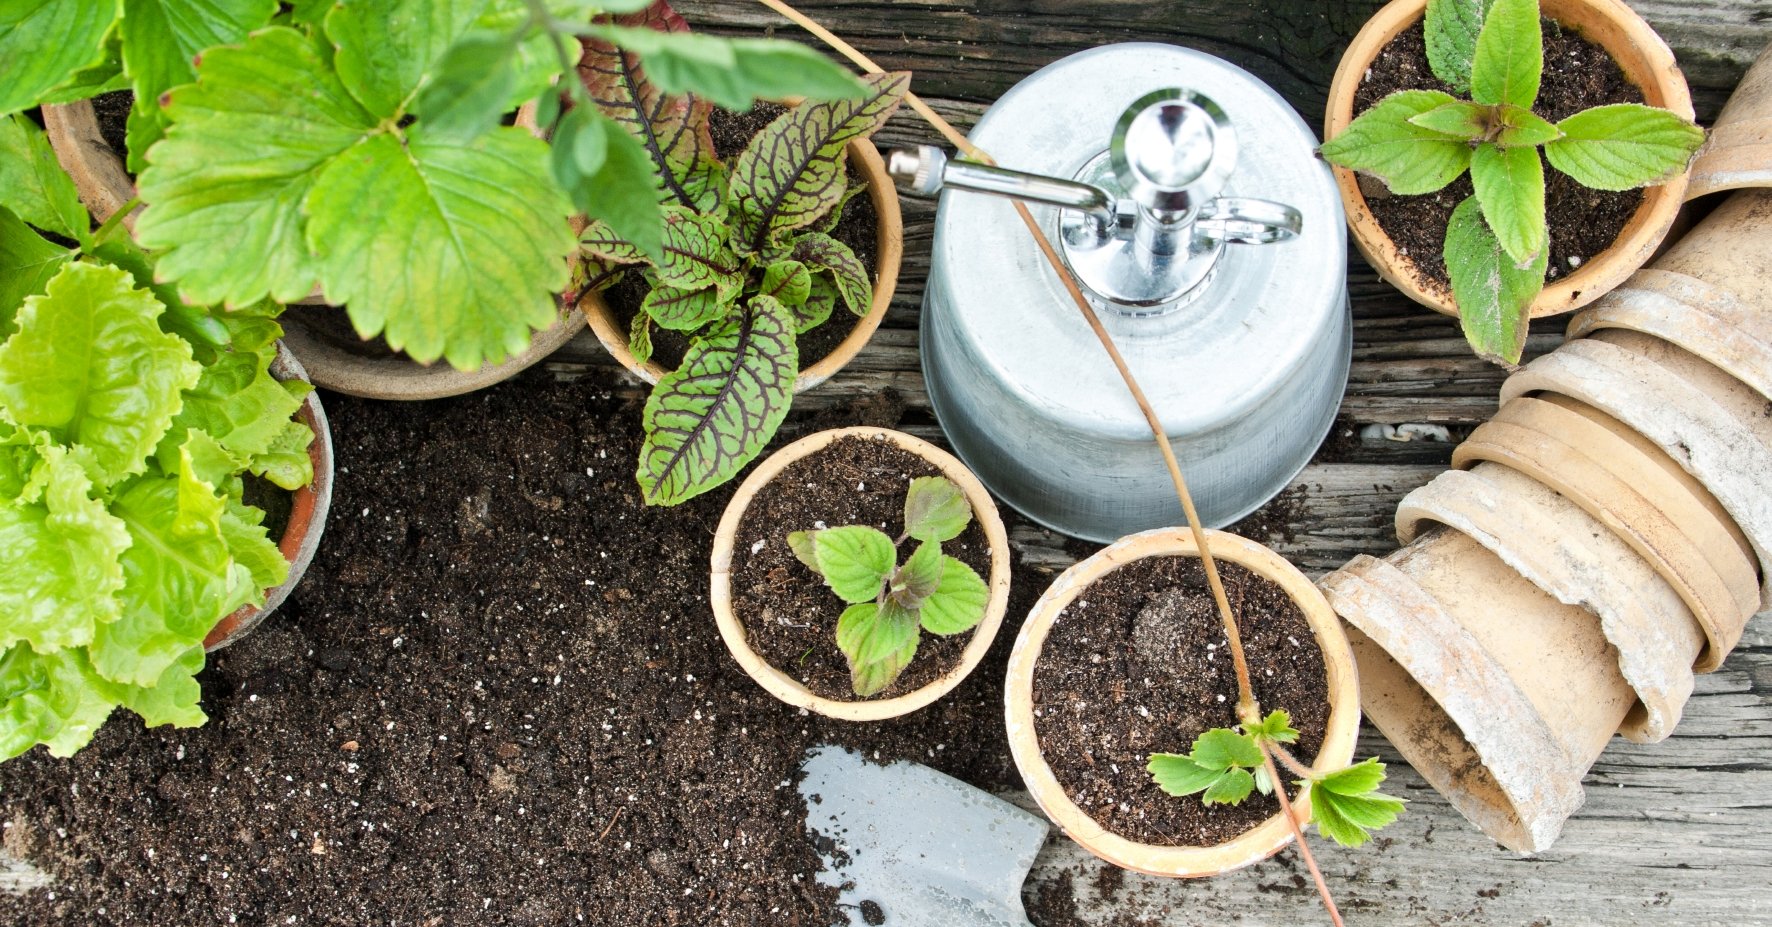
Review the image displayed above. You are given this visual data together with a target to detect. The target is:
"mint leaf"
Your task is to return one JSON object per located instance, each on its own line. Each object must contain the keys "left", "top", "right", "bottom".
{"left": 888, "top": 540, "right": 943, "bottom": 611}
{"left": 0, "top": 445, "right": 129, "bottom": 653}
{"left": 1425, "top": 0, "right": 1493, "bottom": 93}
{"left": 636, "top": 296, "right": 798, "bottom": 505}
{"left": 786, "top": 232, "right": 872, "bottom": 317}
{"left": 0, "top": 0, "right": 118, "bottom": 116}
{"left": 918, "top": 555, "right": 988, "bottom": 635}
{"left": 1470, "top": 0, "right": 1540, "bottom": 109}
{"left": 809, "top": 525, "right": 897, "bottom": 604}
{"left": 1319, "top": 90, "right": 1473, "bottom": 195}
{"left": 1544, "top": 104, "right": 1706, "bottom": 191}
{"left": 1495, "top": 104, "right": 1560, "bottom": 148}
{"left": 0, "top": 208, "right": 72, "bottom": 336}
{"left": 592, "top": 25, "right": 869, "bottom": 112}
{"left": 729, "top": 72, "right": 909, "bottom": 253}
{"left": 1444, "top": 194, "right": 1546, "bottom": 364}
{"left": 837, "top": 599, "right": 919, "bottom": 697}
{"left": 116, "top": 0, "right": 277, "bottom": 167}
{"left": 903, "top": 475, "right": 970, "bottom": 543}
{"left": 0, "top": 113, "right": 89, "bottom": 242}
{"left": 641, "top": 284, "right": 732, "bottom": 333}
{"left": 1406, "top": 101, "right": 1491, "bottom": 140}
{"left": 760, "top": 260, "right": 812, "bottom": 308}
{"left": 1469, "top": 143, "right": 1545, "bottom": 264}
{"left": 1147, "top": 753, "right": 1224, "bottom": 797}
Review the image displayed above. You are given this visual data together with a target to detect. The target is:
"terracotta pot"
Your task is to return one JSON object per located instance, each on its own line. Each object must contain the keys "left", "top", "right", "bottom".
{"left": 582, "top": 136, "right": 901, "bottom": 392}
{"left": 1451, "top": 395, "right": 1758, "bottom": 670}
{"left": 1568, "top": 191, "right": 1772, "bottom": 399}
{"left": 1321, "top": 526, "right": 1637, "bottom": 853}
{"left": 1005, "top": 529, "right": 1361, "bottom": 878}
{"left": 708, "top": 427, "right": 1009, "bottom": 721}
{"left": 1502, "top": 330, "right": 1772, "bottom": 631}
{"left": 1396, "top": 461, "right": 1701, "bottom": 741}
{"left": 203, "top": 345, "right": 335, "bottom": 651}
{"left": 1686, "top": 43, "right": 1772, "bottom": 200}
{"left": 41, "top": 98, "right": 587, "bottom": 400}
{"left": 1323, "top": 0, "right": 1694, "bottom": 319}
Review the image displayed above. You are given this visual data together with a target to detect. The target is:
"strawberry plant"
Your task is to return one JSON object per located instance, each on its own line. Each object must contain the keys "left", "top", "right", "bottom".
{"left": 1320, "top": 0, "right": 1704, "bottom": 365}
{"left": 788, "top": 476, "right": 989, "bottom": 697}
{"left": 0, "top": 113, "right": 311, "bottom": 760}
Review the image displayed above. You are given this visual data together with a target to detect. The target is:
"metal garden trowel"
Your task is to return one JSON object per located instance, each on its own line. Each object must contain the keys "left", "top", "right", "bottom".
{"left": 798, "top": 745, "right": 1050, "bottom": 926}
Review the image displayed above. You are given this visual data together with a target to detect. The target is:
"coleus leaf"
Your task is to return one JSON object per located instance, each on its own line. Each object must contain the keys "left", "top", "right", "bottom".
{"left": 591, "top": 23, "right": 870, "bottom": 113}
{"left": 0, "top": 647, "right": 118, "bottom": 761}
{"left": 635, "top": 294, "right": 798, "bottom": 505}
{"left": 903, "top": 475, "right": 970, "bottom": 543}
{"left": 918, "top": 555, "right": 988, "bottom": 635}
{"left": 759, "top": 260, "right": 811, "bottom": 308}
{"left": 629, "top": 308, "right": 655, "bottom": 364}
{"left": 808, "top": 525, "right": 897, "bottom": 604}
{"left": 1444, "top": 193, "right": 1546, "bottom": 365}
{"left": 577, "top": 0, "right": 725, "bottom": 212}
{"left": 729, "top": 71, "right": 909, "bottom": 254}
{"left": 641, "top": 284, "right": 732, "bottom": 333}
{"left": 116, "top": 0, "right": 278, "bottom": 169}
{"left": 1543, "top": 104, "right": 1706, "bottom": 191}
{"left": 1470, "top": 0, "right": 1541, "bottom": 109}
{"left": 0, "top": 208, "right": 73, "bottom": 337}
{"left": 0, "top": 0, "right": 118, "bottom": 117}
{"left": 836, "top": 599, "right": 919, "bottom": 697}
{"left": 787, "top": 232, "right": 871, "bottom": 317}
{"left": 0, "top": 262, "right": 200, "bottom": 485}
{"left": 888, "top": 539, "right": 942, "bottom": 611}
{"left": 0, "top": 113, "right": 90, "bottom": 243}
{"left": 1424, "top": 0, "right": 1493, "bottom": 94}
{"left": 0, "top": 444, "right": 129, "bottom": 654}
{"left": 1319, "top": 90, "right": 1473, "bottom": 195}
{"left": 1469, "top": 143, "right": 1546, "bottom": 264}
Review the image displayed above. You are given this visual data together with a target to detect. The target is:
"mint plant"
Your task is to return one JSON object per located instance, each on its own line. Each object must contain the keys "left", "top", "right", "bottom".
{"left": 0, "top": 113, "right": 311, "bottom": 761}
{"left": 1320, "top": 0, "right": 1704, "bottom": 365}
{"left": 788, "top": 476, "right": 989, "bottom": 697}
{"left": 573, "top": 8, "right": 908, "bottom": 505}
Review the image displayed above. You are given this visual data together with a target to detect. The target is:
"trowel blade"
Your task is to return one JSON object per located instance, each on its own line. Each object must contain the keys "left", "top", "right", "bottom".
{"left": 799, "top": 745, "right": 1049, "bottom": 927}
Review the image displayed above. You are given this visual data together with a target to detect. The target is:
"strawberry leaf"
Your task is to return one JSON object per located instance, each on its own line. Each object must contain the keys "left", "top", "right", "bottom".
{"left": 0, "top": 113, "right": 90, "bottom": 243}
{"left": 1147, "top": 754, "right": 1225, "bottom": 797}
{"left": 0, "top": 209, "right": 72, "bottom": 336}
{"left": 1306, "top": 759, "right": 1406, "bottom": 847}
{"left": 0, "top": 0, "right": 118, "bottom": 117}
{"left": 1544, "top": 104, "right": 1706, "bottom": 191}
{"left": 591, "top": 24, "right": 870, "bottom": 113}
{"left": 1444, "top": 194, "right": 1545, "bottom": 364}
{"left": 1319, "top": 90, "right": 1473, "bottom": 195}
{"left": 1192, "top": 727, "right": 1264, "bottom": 771}
{"left": 1247, "top": 709, "right": 1300, "bottom": 744}
{"left": 116, "top": 0, "right": 278, "bottom": 168}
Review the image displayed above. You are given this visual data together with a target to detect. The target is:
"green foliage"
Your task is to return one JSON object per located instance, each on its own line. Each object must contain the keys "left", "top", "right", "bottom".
{"left": 789, "top": 476, "right": 989, "bottom": 696}
{"left": 0, "top": 0, "right": 119, "bottom": 117}
{"left": 0, "top": 138, "right": 311, "bottom": 762}
{"left": 577, "top": 11, "right": 909, "bottom": 505}
{"left": 1320, "top": 0, "right": 1704, "bottom": 364}
{"left": 1147, "top": 710, "right": 1404, "bottom": 848}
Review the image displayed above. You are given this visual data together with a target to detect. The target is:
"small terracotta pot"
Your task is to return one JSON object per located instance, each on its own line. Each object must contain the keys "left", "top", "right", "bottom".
{"left": 1396, "top": 461, "right": 1702, "bottom": 741}
{"left": 1568, "top": 191, "right": 1772, "bottom": 399}
{"left": 582, "top": 137, "right": 901, "bottom": 392}
{"left": 1005, "top": 529, "right": 1361, "bottom": 878}
{"left": 1686, "top": 43, "right": 1772, "bottom": 200}
{"left": 1502, "top": 330, "right": 1772, "bottom": 632}
{"left": 203, "top": 345, "right": 335, "bottom": 651}
{"left": 1321, "top": 526, "right": 1637, "bottom": 853}
{"left": 1323, "top": 0, "right": 1695, "bottom": 319}
{"left": 1451, "top": 395, "right": 1758, "bottom": 670}
{"left": 708, "top": 427, "right": 1010, "bottom": 721}
{"left": 41, "top": 98, "right": 587, "bottom": 400}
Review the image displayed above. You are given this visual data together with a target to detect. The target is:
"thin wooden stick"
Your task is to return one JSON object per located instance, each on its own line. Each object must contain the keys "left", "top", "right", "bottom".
{"left": 1262, "top": 748, "right": 1346, "bottom": 927}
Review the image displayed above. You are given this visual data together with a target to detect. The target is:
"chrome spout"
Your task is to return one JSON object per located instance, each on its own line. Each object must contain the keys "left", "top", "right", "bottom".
{"left": 887, "top": 145, "right": 1117, "bottom": 246}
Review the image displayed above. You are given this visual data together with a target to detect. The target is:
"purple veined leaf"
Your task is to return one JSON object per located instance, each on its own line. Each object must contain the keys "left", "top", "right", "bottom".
{"left": 787, "top": 231, "right": 871, "bottom": 317}
{"left": 577, "top": 0, "right": 724, "bottom": 213}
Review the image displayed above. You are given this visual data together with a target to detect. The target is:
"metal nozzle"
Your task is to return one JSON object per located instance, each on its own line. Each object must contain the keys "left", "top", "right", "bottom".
{"left": 886, "top": 145, "right": 1117, "bottom": 245}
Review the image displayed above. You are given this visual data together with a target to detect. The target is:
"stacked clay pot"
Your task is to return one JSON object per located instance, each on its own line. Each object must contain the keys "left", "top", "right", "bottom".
{"left": 1319, "top": 47, "right": 1772, "bottom": 854}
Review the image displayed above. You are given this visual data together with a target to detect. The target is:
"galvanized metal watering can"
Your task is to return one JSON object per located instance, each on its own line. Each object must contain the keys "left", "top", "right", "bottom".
{"left": 889, "top": 43, "right": 1350, "bottom": 542}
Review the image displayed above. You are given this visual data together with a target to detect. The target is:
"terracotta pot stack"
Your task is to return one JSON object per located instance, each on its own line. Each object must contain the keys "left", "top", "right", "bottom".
{"left": 1320, "top": 47, "right": 1772, "bottom": 854}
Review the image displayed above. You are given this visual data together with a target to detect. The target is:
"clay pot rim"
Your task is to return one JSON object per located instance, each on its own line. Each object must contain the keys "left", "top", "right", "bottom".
{"left": 1004, "top": 528, "right": 1362, "bottom": 878}
{"left": 708, "top": 426, "right": 1011, "bottom": 722}
{"left": 1322, "top": 0, "right": 1695, "bottom": 319}
{"left": 581, "top": 136, "right": 902, "bottom": 393}
{"left": 40, "top": 98, "right": 587, "bottom": 401}
{"left": 203, "top": 344, "right": 335, "bottom": 651}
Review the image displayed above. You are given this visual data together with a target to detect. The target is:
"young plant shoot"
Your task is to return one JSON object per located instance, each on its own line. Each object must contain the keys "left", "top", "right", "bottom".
{"left": 1320, "top": 0, "right": 1704, "bottom": 365}
{"left": 787, "top": 477, "right": 989, "bottom": 697}
{"left": 574, "top": 4, "right": 909, "bottom": 505}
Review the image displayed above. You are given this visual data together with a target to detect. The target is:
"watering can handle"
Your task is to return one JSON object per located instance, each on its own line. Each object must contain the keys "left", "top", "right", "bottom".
{"left": 1197, "top": 197, "right": 1302, "bottom": 245}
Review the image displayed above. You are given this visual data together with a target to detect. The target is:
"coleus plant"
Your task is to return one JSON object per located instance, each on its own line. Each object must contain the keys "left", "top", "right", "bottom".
{"left": 0, "top": 114, "right": 311, "bottom": 760}
{"left": 13, "top": 0, "right": 864, "bottom": 371}
{"left": 788, "top": 476, "right": 990, "bottom": 697}
{"left": 573, "top": 5, "right": 908, "bottom": 504}
{"left": 1319, "top": 0, "right": 1705, "bottom": 365}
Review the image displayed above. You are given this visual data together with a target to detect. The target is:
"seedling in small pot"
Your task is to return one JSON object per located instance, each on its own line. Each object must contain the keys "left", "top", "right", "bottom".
{"left": 788, "top": 477, "right": 989, "bottom": 696}
{"left": 1320, "top": 0, "right": 1704, "bottom": 365}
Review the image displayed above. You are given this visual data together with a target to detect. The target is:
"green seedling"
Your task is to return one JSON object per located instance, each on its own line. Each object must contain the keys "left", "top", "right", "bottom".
{"left": 1320, "top": 0, "right": 1704, "bottom": 365}
{"left": 788, "top": 476, "right": 989, "bottom": 697}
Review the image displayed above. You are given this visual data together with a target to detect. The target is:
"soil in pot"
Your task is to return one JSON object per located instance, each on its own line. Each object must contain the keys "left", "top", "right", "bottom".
{"left": 240, "top": 472, "right": 294, "bottom": 542}
{"left": 1352, "top": 20, "right": 1646, "bottom": 295}
{"left": 90, "top": 90, "right": 132, "bottom": 155}
{"left": 1032, "top": 555, "right": 1329, "bottom": 847}
{"left": 603, "top": 102, "right": 871, "bottom": 372}
{"left": 728, "top": 435, "right": 992, "bottom": 701}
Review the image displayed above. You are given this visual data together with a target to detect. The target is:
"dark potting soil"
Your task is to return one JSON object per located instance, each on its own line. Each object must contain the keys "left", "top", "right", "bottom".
{"left": 604, "top": 102, "right": 872, "bottom": 372}
{"left": 91, "top": 90, "right": 132, "bottom": 156}
{"left": 1351, "top": 20, "right": 1646, "bottom": 295}
{"left": 728, "top": 435, "right": 992, "bottom": 702}
{"left": 1032, "top": 555, "right": 1329, "bottom": 847}
{"left": 241, "top": 473, "right": 295, "bottom": 545}
{"left": 280, "top": 303, "right": 404, "bottom": 359}
{"left": 0, "top": 372, "right": 1047, "bottom": 927}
